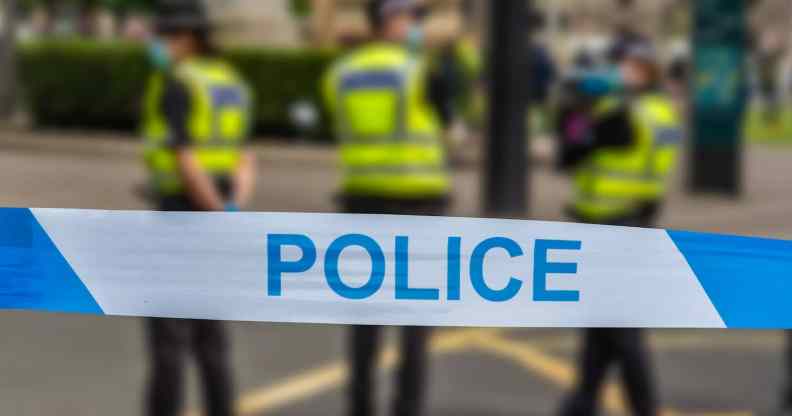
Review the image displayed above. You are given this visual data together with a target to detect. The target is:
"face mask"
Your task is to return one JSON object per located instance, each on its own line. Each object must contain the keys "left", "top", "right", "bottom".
{"left": 607, "top": 67, "right": 624, "bottom": 89}
{"left": 406, "top": 25, "right": 424, "bottom": 52}
{"left": 578, "top": 69, "right": 623, "bottom": 97}
{"left": 147, "top": 40, "right": 172, "bottom": 70}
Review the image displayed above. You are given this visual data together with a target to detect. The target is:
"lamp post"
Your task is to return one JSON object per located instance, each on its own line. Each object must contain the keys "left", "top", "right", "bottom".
{"left": 483, "top": 0, "right": 530, "bottom": 217}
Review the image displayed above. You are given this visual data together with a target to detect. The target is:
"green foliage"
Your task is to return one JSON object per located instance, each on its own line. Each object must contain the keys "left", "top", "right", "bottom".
{"left": 225, "top": 47, "right": 335, "bottom": 136}
{"left": 18, "top": 40, "right": 338, "bottom": 137}
{"left": 20, "top": 0, "right": 155, "bottom": 11}
{"left": 18, "top": 40, "right": 152, "bottom": 129}
{"left": 744, "top": 103, "right": 792, "bottom": 144}
{"left": 102, "top": 0, "right": 157, "bottom": 12}
{"left": 289, "top": 0, "right": 312, "bottom": 19}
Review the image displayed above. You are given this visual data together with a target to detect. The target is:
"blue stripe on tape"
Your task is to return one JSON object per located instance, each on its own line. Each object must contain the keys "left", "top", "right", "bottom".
{"left": 667, "top": 230, "right": 792, "bottom": 329}
{"left": 0, "top": 208, "right": 103, "bottom": 314}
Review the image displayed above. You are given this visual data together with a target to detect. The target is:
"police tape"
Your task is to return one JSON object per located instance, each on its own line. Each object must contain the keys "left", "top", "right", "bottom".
{"left": 1, "top": 208, "right": 790, "bottom": 329}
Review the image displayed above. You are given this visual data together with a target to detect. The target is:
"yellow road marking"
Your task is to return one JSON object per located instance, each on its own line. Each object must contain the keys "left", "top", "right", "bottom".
{"left": 235, "top": 361, "right": 345, "bottom": 416}
{"left": 472, "top": 332, "right": 751, "bottom": 416}
{"left": 520, "top": 331, "right": 784, "bottom": 353}
{"left": 187, "top": 329, "right": 756, "bottom": 416}
{"left": 185, "top": 328, "right": 493, "bottom": 416}
{"left": 469, "top": 331, "right": 628, "bottom": 413}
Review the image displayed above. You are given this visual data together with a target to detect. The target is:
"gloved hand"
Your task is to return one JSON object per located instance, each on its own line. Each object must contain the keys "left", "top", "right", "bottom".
{"left": 576, "top": 70, "right": 623, "bottom": 97}
{"left": 224, "top": 202, "right": 240, "bottom": 212}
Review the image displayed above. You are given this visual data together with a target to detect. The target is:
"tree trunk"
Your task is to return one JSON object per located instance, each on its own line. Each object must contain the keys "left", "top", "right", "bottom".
{"left": 0, "top": 0, "right": 18, "bottom": 119}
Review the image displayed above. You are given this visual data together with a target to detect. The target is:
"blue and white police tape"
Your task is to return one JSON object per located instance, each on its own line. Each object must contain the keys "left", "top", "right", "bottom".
{"left": 1, "top": 208, "right": 790, "bottom": 329}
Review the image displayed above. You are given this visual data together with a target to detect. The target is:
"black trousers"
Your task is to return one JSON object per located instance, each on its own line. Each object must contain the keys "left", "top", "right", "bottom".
{"left": 350, "top": 326, "right": 431, "bottom": 416}
{"left": 561, "top": 209, "right": 659, "bottom": 416}
{"left": 342, "top": 194, "right": 448, "bottom": 416}
{"left": 561, "top": 329, "right": 657, "bottom": 416}
{"left": 782, "top": 331, "right": 792, "bottom": 407}
{"left": 145, "top": 318, "right": 234, "bottom": 416}
{"left": 146, "top": 196, "right": 234, "bottom": 416}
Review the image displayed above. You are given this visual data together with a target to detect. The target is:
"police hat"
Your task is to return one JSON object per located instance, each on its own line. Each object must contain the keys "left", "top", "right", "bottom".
{"left": 623, "top": 41, "right": 659, "bottom": 64}
{"left": 155, "top": 0, "right": 212, "bottom": 34}
{"left": 366, "top": 0, "right": 428, "bottom": 30}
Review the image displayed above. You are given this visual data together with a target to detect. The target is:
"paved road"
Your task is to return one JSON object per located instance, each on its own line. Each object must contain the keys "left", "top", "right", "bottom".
{"left": 0, "top": 129, "right": 791, "bottom": 416}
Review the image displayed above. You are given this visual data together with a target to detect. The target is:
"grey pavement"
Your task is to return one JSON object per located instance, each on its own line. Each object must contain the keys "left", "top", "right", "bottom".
{"left": 0, "top": 128, "right": 791, "bottom": 415}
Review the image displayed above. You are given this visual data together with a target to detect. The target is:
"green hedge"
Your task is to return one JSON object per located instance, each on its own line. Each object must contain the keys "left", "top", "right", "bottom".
{"left": 19, "top": 40, "right": 151, "bottom": 129}
{"left": 18, "top": 40, "right": 338, "bottom": 138}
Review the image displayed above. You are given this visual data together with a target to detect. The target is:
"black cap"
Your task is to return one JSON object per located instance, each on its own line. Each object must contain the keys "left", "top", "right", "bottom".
{"left": 623, "top": 41, "right": 658, "bottom": 64}
{"left": 155, "top": 0, "right": 212, "bottom": 34}
{"left": 608, "top": 28, "right": 649, "bottom": 63}
{"left": 366, "top": 0, "right": 426, "bottom": 31}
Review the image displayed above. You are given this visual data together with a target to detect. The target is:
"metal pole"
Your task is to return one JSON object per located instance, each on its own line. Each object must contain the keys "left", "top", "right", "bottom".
{"left": 483, "top": 0, "right": 530, "bottom": 217}
{"left": 0, "top": 0, "right": 18, "bottom": 119}
{"left": 688, "top": 0, "right": 748, "bottom": 195}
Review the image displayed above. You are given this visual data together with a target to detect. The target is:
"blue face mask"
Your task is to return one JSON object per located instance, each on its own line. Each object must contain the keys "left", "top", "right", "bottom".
{"left": 147, "top": 40, "right": 172, "bottom": 70}
{"left": 578, "top": 69, "right": 624, "bottom": 97}
{"left": 406, "top": 25, "right": 424, "bottom": 52}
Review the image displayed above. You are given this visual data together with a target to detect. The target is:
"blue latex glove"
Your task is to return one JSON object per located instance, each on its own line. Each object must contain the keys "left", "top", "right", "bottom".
{"left": 576, "top": 69, "right": 623, "bottom": 97}
{"left": 224, "top": 202, "right": 240, "bottom": 212}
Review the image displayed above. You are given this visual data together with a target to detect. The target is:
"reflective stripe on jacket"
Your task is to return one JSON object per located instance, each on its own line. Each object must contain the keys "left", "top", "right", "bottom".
{"left": 573, "top": 93, "right": 682, "bottom": 221}
{"left": 324, "top": 43, "right": 450, "bottom": 199}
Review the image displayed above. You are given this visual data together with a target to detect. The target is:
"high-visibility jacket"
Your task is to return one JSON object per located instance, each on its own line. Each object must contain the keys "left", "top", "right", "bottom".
{"left": 142, "top": 58, "right": 251, "bottom": 196}
{"left": 451, "top": 37, "right": 484, "bottom": 126}
{"left": 572, "top": 93, "right": 682, "bottom": 221}
{"left": 323, "top": 42, "right": 450, "bottom": 199}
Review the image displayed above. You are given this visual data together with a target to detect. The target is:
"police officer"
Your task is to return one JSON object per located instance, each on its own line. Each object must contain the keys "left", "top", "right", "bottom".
{"left": 436, "top": 0, "right": 483, "bottom": 132}
{"left": 780, "top": 334, "right": 792, "bottom": 414}
{"left": 559, "top": 41, "right": 682, "bottom": 416}
{"left": 141, "top": 1, "right": 255, "bottom": 415}
{"left": 323, "top": 1, "right": 453, "bottom": 415}
{"left": 775, "top": 329, "right": 792, "bottom": 415}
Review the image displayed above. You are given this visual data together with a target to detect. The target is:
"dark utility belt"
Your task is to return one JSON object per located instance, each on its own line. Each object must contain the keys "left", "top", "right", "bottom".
{"left": 338, "top": 194, "right": 451, "bottom": 216}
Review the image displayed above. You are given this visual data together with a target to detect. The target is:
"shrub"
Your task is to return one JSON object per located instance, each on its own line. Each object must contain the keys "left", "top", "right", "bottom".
{"left": 17, "top": 40, "right": 338, "bottom": 139}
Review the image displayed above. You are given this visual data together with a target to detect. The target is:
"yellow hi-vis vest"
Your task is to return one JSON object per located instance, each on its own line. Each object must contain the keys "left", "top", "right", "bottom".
{"left": 572, "top": 93, "right": 682, "bottom": 221}
{"left": 453, "top": 37, "right": 484, "bottom": 125}
{"left": 142, "top": 59, "right": 251, "bottom": 196}
{"left": 323, "top": 43, "right": 450, "bottom": 199}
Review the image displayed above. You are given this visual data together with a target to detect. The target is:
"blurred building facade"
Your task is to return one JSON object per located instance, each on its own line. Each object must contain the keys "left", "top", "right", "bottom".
{"left": 205, "top": 0, "right": 471, "bottom": 47}
{"left": 307, "top": 0, "right": 468, "bottom": 46}
{"left": 202, "top": 0, "right": 791, "bottom": 54}
{"left": 6, "top": 0, "right": 792, "bottom": 80}
{"left": 207, "top": 0, "right": 302, "bottom": 46}
{"left": 534, "top": 0, "right": 689, "bottom": 65}
{"left": 535, "top": 0, "right": 791, "bottom": 64}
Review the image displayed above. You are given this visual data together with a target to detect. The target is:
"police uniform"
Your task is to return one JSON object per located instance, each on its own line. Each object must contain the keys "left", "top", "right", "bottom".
{"left": 324, "top": 41, "right": 451, "bottom": 416}
{"left": 141, "top": 57, "right": 251, "bottom": 416}
{"left": 781, "top": 331, "right": 792, "bottom": 412}
{"left": 561, "top": 90, "right": 682, "bottom": 416}
{"left": 435, "top": 35, "right": 482, "bottom": 126}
